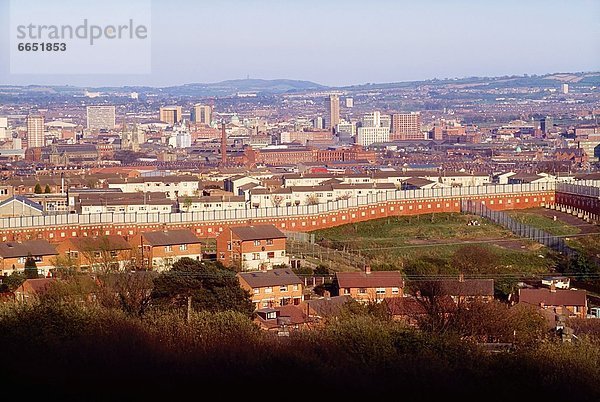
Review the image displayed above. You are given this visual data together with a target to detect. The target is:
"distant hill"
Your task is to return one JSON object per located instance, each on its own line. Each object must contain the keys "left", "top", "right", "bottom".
{"left": 164, "top": 78, "right": 326, "bottom": 96}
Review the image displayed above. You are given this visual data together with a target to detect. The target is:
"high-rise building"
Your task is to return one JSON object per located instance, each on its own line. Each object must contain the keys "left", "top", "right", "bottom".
{"left": 356, "top": 126, "right": 390, "bottom": 146}
{"left": 345, "top": 97, "right": 354, "bottom": 108}
{"left": 561, "top": 83, "right": 569, "bottom": 94}
{"left": 0, "top": 117, "right": 8, "bottom": 140}
{"left": 191, "top": 104, "right": 212, "bottom": 125}
{"left": 391, "top": 112, "right": 422, "bottom": 140}
{"left": 313, "top": 116, "right": 324, "bottom": 129}
{"left": 26, "top": 114, "right": 44, "bottom": 148}
{"left": 86, "top": 105, "right": 116, "bottom": 130}
{"left": 362, "top": 111, "right": 390, "bottom": 128}
{"left": 159, "top": 106, "right": 183, "bottom": 125}
{"left": 540, "top": 116, "right": 554, "bottom": 134}
{"left": 326, "top": 94, "right": 340, "bottom": 130}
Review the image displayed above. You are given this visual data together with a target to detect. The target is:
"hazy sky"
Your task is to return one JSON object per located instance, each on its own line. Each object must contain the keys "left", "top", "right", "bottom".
{"left": 0, "top": 0, "right": 599, "bottom": 87}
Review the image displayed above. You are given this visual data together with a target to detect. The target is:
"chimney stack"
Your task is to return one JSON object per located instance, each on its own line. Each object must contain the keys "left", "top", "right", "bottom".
{"left": 220, "top": 121, "right": 227, "bottom": 166}
{"left": 365, "top": 265, "right": 371, "bottom": 274}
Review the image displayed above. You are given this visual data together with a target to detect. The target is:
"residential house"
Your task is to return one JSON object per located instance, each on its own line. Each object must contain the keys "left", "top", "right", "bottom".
{"left": 14, "top": 278, "right": 57, "bottom": 302}
{"left": 436, "top": 277, "right": 495, "bottom": 304}
{"left": 216, "top": 224, "right": 289, "bottom": 271}
{"left": 0, "top": 240, "right": 58, "bottom": 276}
{"left": 385, "top": 295, "right": 456, "bottom": 326}
{"left": 76, "top": 192, "right": 174, "bottom": 214}
{"left": 302, "top": 294, "right": 352, "bottom": 324}
{"left": 130, "top": 229, "right": 202, "bottom": 271}
{"left": 0, "top": 196, "right": 44, "bottom": 217}
{"left": 107, "top": 175, "right": 199, "bottom": 200}
{"left": 334, "top": 266, "right": 404, "bottom": 303}
{"left": 237, "top": 268, "right": 303, "bottom": 309}
{"left": 177, "top": 195, "right": 246, "bottom": 213}
{"left": 517, "top": 287, "right": 588, "bottom": 319}
{"left": 55, "top": 235, "right": 133, "bottom": 271}
{"left": 254, "top": 305, "right": 310, "bottom": 333}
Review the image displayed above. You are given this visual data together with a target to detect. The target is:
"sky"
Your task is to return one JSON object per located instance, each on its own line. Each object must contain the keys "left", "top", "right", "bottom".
{"left": 0, "top": 0, "right": 599, "bottom": 87}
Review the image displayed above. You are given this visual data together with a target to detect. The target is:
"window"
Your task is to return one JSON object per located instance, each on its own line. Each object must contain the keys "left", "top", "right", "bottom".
{"left": 219, "top": 252, "right": 225, "bottom": 259}
{"left": 376, "top": 288, "right": 386, "bottom": 295}
{"left": 343, "top": 288, "right": 350, "bottom": 295}
{"left": 180, "top": 244, "right": 187, "bottom": 251}
{"left": 281, "top": 251, "right": 285, "bottom": 257}
{"left": 227, "top": 242, "right": 232, "bottom": 251}
{"left": 292, "top": 285, "right": 299, "bottom": 291}
{"left": 265, "top": 287, "right": 273, "bottom": 294}
{"left": 392, "top": 287, "right": 399, "bottom": 295}
{"left": 254, "top": 240, "right": 261, "bottom": 246}
{"left": 110, "top": 250, "right": 118, "bottom": 258}
{"left": 253, "top": 288, "right": 260, "bottom": 294}
{"left": 267, "top": 252, "right": 275, "bottom": 259}
{"left": 266, "top": 311, "right": 276, "bottom": 319}
{"left": 358, "top": 288, "right": 366, "bottom": 294}
{"left": 266, "top": 239, "right": 273, "bottom": 245}
{"left": 280, "top": 286, "right": 288, "bottom": 292}
{"left": 165, "top": 245, "right": 172, "bottom": 252}
{"left": 253, "top": 253, "right": 260, "bottom": 260}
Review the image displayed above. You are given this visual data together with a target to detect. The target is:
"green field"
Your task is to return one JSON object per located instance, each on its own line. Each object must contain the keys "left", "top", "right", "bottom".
{"left": 507, "top": 210, "right": 581, "bottom": 236}
{"left": 312, "top": 213, "right": 557, "bottom": 275}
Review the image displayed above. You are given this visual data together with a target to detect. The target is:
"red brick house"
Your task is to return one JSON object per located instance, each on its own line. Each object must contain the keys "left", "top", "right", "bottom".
{"left": 517, "top": 287, "right": 588, "bottom": 319}
{"left": 237, "top": 268, "right": 303, "bottom": 309}
{"left": 216, "top": 224, "right": 289, "bottom": 271}
{"left": 129, "top": 229, "right": 202, "bottom": 271}
{"left": 334, "top": 266, "right": 404, "bottom": 303}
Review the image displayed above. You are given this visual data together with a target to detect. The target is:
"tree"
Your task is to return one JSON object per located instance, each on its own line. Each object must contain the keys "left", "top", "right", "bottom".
{"left": 24, "top": 253, "right": 39, "bottom": 279}
{"left": 306, "top": 194, "right": 320, "bottom": 205}
{"left": 271, "top": 195, "right": 284, "bottom": 207}
{"left": 150, "top": 257, "right": 254, "bottom": 317}
{"left": 44, "top": 184, "right": 51, "bottom": 194}
{"left": 451, "top": 244, "right": 496, "bottom": 275}
{"left": 34, "top": 183, "right": 42, "bottom": 194}
{"left": 3, "top": 271, "right": 26, "bottom": 291}
{"left": 182, "top": 197, "right": 193, "bottom": 212}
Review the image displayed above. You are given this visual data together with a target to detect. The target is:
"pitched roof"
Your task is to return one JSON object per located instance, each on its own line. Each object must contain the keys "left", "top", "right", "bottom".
{"left": 304, "top": 295, "right": 352, "bottom": 317}
{"left": 438, "top": 279, "right": 495, "bottom": 297}
{"left": 385, "top": 295, "right": 456, "bottom": 315}
{"left": 18, "top": 278, "right": 57, "bottom": 295}
{"left": 0, "top": 240, "right": 57, "bottom": 258}
{"left": 69, "top": 235, "right": 132, "bottom": 251}
{"left": 335, "top": 271, "right": 404, "bottom": 289}
{"left": 142, "top": 230, "right": 201, "bottom": 246}
{"left": 255, "top": 305, "right": 308, "bottom": 329}
{"left": 230, "top": 225, "right": 286, "bottom": 241}
{"left": 0, "top": 196, "right": 44, "bottom": 212}
{"left": 238, "top": 268, "right": 302, "bottom": 288}
{"left": 518, "top": 288, "right": 587, "bottom": 307}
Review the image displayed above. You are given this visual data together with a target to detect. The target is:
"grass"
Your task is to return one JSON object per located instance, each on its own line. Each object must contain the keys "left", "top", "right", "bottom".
{"left": 311, "top": 213, "right": 557, "bottom": 274}
{"left": 507, "top": 210, "right": 581, "bottom": 236}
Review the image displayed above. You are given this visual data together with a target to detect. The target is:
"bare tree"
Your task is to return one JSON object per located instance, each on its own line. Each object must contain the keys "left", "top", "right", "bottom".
{"left": 271, "top": 194, "right": 284, "bottom": 207}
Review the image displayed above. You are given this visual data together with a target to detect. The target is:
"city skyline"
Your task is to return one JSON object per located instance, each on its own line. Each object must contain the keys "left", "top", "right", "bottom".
{"left": 0, "top": 0, "right": 598, "bottom": 87}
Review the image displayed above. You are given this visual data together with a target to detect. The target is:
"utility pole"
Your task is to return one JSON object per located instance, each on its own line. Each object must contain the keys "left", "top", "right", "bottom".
{"left": 186, "top": 295, "right": 192, "bottom": 323}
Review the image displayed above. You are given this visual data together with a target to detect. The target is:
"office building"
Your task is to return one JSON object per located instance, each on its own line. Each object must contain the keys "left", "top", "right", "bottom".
{"left": 26, "top": 114, "right": 45, "bottom": 148}
{"left": 191, "top": 104, "right": 212, "bottom": 125}
{"left": 391, "top": 112, "right": 422, "bottom": 140}
{"left": 86, "top": 105, "right": 116, "bottom": 130}
{"left": 0, "top": 117, "right": 8, "bottom": 140}
{"left": 345, "top": 97, "right": 354, "bottom": 108}
{"left": 159, "top": 106, "right": 183, "bottom": 125}
{"left": 540, "top": 116, "right": 553, "bottom": 134}
{"left": 326, "top": 94, "right": 340, "bottom": 130}
{"left": 561, "top": 83, "right": 569, "bottom": 94}
{"left": 356, "top": 126, "right": 390, "bottom": 146}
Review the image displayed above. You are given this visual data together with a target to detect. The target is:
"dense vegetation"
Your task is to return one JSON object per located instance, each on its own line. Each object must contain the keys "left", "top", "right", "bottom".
{"left": 0, "top": 299, "right": 598, "bottom": 401}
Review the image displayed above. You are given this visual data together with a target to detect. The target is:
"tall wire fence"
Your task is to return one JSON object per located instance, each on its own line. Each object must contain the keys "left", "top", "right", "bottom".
{"left": 461, "top": 200, "right": 578, "bottom": 258}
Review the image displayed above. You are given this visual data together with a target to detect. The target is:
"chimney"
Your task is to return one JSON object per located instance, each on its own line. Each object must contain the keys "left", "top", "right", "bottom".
{"left": 365, "top": 265, "right": 371, "bottom": 274}
{"left": 550, "top": 282, "right": 556, "bottom": 293}
{"left": 220, "top": 121, "right": 227, "bottom": 166}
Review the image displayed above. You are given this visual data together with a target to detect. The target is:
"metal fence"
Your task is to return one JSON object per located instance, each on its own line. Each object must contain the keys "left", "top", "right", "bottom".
{"left": 556, "top": 181, "right": 600, "bottom": 197}
{"left": 1, "top": 182, "right": 556, "bottom": 230}
{"left": 461, "top": 199, "right": 577, "bottom": 257}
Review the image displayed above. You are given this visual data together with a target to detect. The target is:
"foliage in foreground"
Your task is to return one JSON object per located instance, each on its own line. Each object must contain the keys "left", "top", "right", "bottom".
{"left": 0, "top": 301, "right": 598, "bottom": 401}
